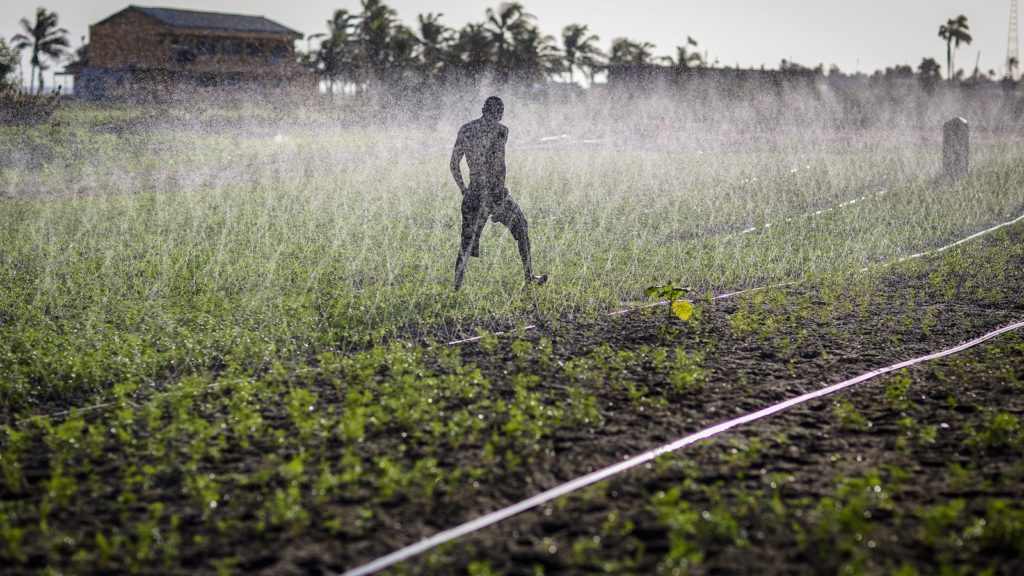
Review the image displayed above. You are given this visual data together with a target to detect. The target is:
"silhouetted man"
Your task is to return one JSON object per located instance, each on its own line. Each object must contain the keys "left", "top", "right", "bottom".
{"left": 451, "top": 96, "right": 547, "bottom": 290}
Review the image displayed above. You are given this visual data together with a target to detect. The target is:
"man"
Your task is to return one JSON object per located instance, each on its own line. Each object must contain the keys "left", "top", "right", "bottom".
{"left": 450, "top": 96, "right": 547, "bottom": 291}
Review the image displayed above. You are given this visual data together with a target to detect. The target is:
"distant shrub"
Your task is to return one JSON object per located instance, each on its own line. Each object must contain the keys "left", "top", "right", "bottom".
{"left": 0, "top": 84, "right": 62, "bottom": 126}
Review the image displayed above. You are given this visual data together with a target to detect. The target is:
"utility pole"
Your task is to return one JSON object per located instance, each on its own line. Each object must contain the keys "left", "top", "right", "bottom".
{"left": 1009, "top": 0, "right": 1020, "bottom": 80}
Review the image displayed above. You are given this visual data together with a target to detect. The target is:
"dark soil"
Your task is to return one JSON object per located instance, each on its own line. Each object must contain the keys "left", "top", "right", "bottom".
{"left": 374, "top": 225, "right": 1024, "bottom": 575}
{"left": 441, "top": 320, "right": 1024, "bottom": 575}
{"left": 3, "top": 223, "right": 1023, "bottom": 575}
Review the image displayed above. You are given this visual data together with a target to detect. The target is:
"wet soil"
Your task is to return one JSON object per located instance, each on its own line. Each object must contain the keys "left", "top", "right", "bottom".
{"left": 366, "top": 224, "right": 1024, "bottom": 574}
{"left": 443, "top": 322, "right": 1024, "bottom": 575}
{"left": 3, "top": 223, "right": 1024, "bottom": 575}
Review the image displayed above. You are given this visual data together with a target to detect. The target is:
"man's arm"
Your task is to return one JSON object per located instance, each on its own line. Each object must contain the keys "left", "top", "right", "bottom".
{"left": 496, "top": 125, "right": 508, "bottom": 188}
{"left": 450, "top": 131, "right": 467, "bottom": 194}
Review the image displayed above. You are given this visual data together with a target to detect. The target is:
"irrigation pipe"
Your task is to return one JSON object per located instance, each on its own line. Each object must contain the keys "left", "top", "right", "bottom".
{"left": 29, "top": 207, "right": 1024, "bottom": 420}
{"left": 896, "top": 210, "right": 1024, "bottom": 262}
{"left": 445, "top": 207, "right": 1022, "bottom": 345}
{"left": 721, "top": 189, "right": 887, "bottom": 240}
{"left": 512, "top": 137, "right": 611, "bottom": 151}
{"left": 340, "top": 318, "right": 1024, "bottom": 576}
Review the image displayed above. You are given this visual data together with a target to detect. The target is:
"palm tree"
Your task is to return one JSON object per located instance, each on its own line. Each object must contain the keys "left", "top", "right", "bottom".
{"left": 358, "top": 0, "right": 397, "bottom": 81}
{"left": 485, "top": 2, "right": 534, "bottom": 82}
{"left": 938, "top": 15, "right": 972, "bottom": 81}
{"left": 11, "top": 7, "right": 70, "bottom": 94}
{"left": 609, "top": 38, "right": 656, "bottom": 67}
{"left": 561, "top": 24, "right": 601, "bottom": 85}
{"left": 0, "top": 39, "right": 18, "bottom": 89}
{"left": 417, "top": 13, "right": 452, "bottom": 76}
{"left": 453, "top": 23, "right": 491, "bottom": 79}
{"left": 606, "top": 38, "right": 657, "bottom": 85}
{"left": 578, "top": 52, "right": 604, "bottom": 85}
{"left": 386, "top": 24, "right": 418, "bottom": 75}
{"left": 673, "top": 36, "right": 703, "bottom": 71}
{"left": 317, "top": 9, "right": 360, "bottom": 94}
{"left": 510, "top": 25, "right": 560, "bottom": 83}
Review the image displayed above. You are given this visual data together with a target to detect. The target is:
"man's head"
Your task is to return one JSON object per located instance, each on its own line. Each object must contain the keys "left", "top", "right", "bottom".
{"left": 482, "top": 96, "right": 504, "bottom": 121}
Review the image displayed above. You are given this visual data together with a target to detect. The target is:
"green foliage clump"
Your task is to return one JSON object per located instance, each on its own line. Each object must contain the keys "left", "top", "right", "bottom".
{"left": 964, "top": 412, "right": 1023, "bottom": 453}
{"left": 668, "top": 348, "right": 708, "bottom": 394}
{"left": 833, "top": 400, "right": 869, "bottom": 430}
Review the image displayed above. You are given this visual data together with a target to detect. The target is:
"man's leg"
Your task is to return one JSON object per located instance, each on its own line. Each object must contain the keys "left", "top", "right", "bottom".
{"left": 454, "top": 192, "right": 488, "bottom": 290}
{"left": 493, "top": 196, "right": 546, "bottom": 285}
{"left": 470, "top": 226, "right": 482, "bottom": 258}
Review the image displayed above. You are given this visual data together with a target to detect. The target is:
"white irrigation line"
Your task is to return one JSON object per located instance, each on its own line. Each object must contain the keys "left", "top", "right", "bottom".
{"left": 340, "top": 318, "right": 1024, "bottom": 576}
{"left": 513, "top": 135, "right": 611, "bottom": 151}
{"left": 722, "top": 189, "right": 887, "bottom": 240}
{"left": 857, "top": 209, "right": 1024, "bottom": 273}
{"left": 445, "top": 206, "right": 1023, "bottom": 346}
{"left": 446, "top": 187, "right": 894, "bottom": 345}
{"left": 29, "top": 207, "right": 1024, "bottom": 420}
{"left": 896, "top": 210, "right": 1024, "bottom": 263}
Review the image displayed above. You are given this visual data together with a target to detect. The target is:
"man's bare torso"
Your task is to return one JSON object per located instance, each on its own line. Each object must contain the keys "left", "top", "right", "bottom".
{"left": 451, "top": 117, "right": 507, "bottom": 191}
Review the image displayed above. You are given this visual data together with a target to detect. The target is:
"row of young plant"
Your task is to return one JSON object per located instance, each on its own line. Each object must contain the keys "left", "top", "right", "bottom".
{"left": 442, "top": 330, "right": 1024, "bottom": 576}
{"left": 0, "top": 327, "right": 716, "bottom": 571}
{"left": 350, "top": 214, "right": 1024, "bottom": 575}
{"left": 2, "top": 204, "right": 1023, "bottom": 573}
{"left": 413, "top": 217, "right": 1024, "bottom": 569}
{"left": 3, "top": 112, "right": 1023, "bottom": 418}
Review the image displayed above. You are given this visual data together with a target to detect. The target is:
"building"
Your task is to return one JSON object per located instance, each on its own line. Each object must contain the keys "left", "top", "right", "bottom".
{"left": 70, "top": 5, "right": 308, "bottom": 99}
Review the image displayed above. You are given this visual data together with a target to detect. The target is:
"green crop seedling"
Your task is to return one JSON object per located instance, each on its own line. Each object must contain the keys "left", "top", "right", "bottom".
{"left": 645, "top": 283, "right": 695, "bottom": 321}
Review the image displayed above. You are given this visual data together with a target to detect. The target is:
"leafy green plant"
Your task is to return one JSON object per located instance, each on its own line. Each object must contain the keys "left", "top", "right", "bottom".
{"left": 978, "top": 499, "right": 1024, "bottom": 555}
{"left": 0, "top": 425, "right": 28, "bottom": 491}
{"left": 668, "top": 348, "right": 709, "bottom": 394}
{"left": 645, "top": 283, "right": 694, "bottom": 321}
{"left": 257, "top": 484, "right": 310, "bottom": 534}
{"left": 467, "top": 560, "right": 500, "bottom": 576}
{"left": 833, "top": 401, "right": 869, "bottom": 430}
{"left": 0, "top": 502, "right": 28, "bottom": 563}
{"left": 651, "top": 488, "right": 704, "bottom": 569}
{"left": 964, "top": 412, "right": 1023, "bottom": 453}
{"left": 885, "top": 374, "right": 914, "bottom": 410}
{"left": 798, "top": 470, "right": 894, "bottom": 568}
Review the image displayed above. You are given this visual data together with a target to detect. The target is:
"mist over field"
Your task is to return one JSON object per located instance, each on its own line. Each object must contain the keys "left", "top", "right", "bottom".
{"left": 3, "top": 3, "right": 1024, "bottom": 575}
{"left": 2, "top": 77, "right": 1023, "bottom": 398}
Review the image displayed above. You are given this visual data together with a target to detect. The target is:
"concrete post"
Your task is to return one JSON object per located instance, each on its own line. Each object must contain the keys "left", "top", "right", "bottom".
{"left": 943, "top": 117, "right": 969, "bottom": 180}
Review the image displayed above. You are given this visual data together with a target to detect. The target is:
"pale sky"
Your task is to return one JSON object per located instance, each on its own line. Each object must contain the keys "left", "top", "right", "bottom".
{"left": 2, "top": 1, "right": 1016, "bottom": 89}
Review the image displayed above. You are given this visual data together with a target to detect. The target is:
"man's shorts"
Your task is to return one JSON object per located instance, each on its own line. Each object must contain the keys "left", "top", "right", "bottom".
{"left": 461, "top": 186, "right": 526, "bottom": 254}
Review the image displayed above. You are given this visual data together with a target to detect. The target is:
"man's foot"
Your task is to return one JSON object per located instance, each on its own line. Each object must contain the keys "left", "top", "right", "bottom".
{"left": 526, "top": 274, "right": 548, "bottom": 286}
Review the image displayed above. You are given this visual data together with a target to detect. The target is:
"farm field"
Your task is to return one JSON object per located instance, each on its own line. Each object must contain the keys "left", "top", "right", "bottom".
{"left": 1, "top": 93, "right": 1023, "bottom": 575}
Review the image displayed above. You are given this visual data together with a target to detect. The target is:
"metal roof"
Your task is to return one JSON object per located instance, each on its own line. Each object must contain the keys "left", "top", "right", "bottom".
{"left": 118, "top": 5, "right": 302, "bottom": 37}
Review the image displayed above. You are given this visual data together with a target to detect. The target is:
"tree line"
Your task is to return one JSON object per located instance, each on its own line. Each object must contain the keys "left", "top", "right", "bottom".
{"left": 304, "top": 4, "right": 998, "bottom": 93}
{"left": 0, "top": 4, "right": 1005, "bottom": 95}
{"left": 307, "top": 1, "right": 630, "bottom": 92}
